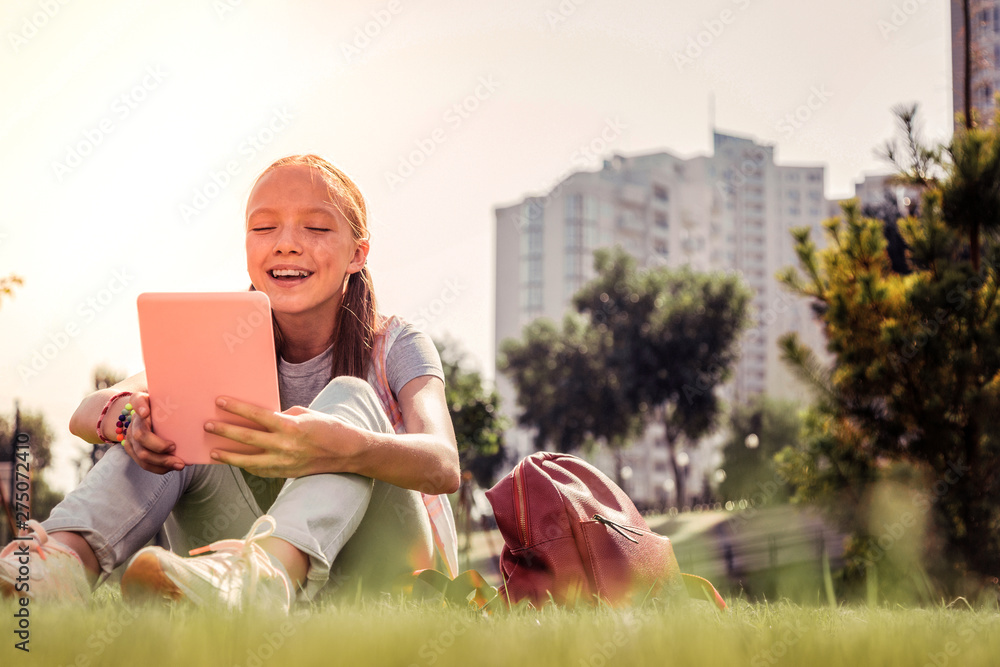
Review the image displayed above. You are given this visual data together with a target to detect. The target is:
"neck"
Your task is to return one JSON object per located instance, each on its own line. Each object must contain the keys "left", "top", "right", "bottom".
{"left": 275, "top": 311, "right": 337, "bottom": 363}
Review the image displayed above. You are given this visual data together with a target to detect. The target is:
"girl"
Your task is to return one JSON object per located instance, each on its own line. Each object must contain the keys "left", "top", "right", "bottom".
{"left": 0, "top": 155, "right": 460, "bottom": 610}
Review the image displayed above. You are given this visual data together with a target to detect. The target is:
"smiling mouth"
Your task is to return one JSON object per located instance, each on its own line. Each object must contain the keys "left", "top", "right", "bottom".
{"left": 269, "top": 269, "right": 314, "bottom": 281}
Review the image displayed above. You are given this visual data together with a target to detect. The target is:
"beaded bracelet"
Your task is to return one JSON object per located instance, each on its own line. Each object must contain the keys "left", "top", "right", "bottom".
{"left": 96, "top": 390, "right": 133, "bottom": 445}
{"left": 115, "top": 403, "right": 136, "bottom": 443}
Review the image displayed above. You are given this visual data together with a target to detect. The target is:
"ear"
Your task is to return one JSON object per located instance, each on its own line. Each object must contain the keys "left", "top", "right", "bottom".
{"left": 348, "top": 237, "right": 370, "bottom": 274}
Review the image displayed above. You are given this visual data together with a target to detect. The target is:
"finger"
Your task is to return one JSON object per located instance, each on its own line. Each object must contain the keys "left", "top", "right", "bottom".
{"left": 210, "top": 449, "right": 273, "bottom": 475}
{"left": 122, "top": 437, "right": 175, "bottom": 475}
{"left": 215, "top": 397, "right": 282, "bottom": 429}
{"left": 131, "top": 434, "right": 185, "bottom": 472}
{"left": 129, "top": 412, "right": 174, "bottom": 455}
{"left": 130, "top": 393, "right": 153, "bottom": 425}
{"left": 205, "top": 420, "right": 273, "bottom": 449}
{"left": 128, "top": 415, "right": 185, "bottom": 471}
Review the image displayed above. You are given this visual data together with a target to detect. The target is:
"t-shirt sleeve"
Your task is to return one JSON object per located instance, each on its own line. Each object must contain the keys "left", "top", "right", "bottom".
{"left": 385, "top": 322, "right": 445, "bottom": 397}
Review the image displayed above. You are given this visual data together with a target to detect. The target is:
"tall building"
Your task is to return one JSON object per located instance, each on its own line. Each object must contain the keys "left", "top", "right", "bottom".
{"left": 951, "top": 0, "right": 1000, "bottom": 126}
{"left": 494, "top": 131, "right": 829, "bottom": 505}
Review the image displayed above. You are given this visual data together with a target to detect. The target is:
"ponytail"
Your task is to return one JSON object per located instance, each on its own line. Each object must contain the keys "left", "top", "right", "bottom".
{"left": 330, "top": 266, "right": 378, "bottom": 380}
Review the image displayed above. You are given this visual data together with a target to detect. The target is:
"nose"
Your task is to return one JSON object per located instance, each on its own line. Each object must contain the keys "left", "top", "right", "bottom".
{"left": 272, "top": 225, "right": 301, "bottom": 255}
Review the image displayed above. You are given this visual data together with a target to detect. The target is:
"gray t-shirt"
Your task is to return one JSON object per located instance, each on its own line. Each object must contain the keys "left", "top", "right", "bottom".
{"left": 243, "top": 321, "right": 444, "bottom": 512}
{"left": 277, "top": 322, "right": 444, "bottom": 413}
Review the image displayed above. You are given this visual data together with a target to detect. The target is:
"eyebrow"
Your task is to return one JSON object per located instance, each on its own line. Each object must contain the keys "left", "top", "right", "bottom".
{"left": 247, "top": 207, "right": 340, "bottom": 221}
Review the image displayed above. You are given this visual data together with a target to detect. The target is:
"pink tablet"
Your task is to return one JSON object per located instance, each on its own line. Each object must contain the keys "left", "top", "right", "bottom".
{"left": 137, "top": 292, "right": 280, "bottom": 464}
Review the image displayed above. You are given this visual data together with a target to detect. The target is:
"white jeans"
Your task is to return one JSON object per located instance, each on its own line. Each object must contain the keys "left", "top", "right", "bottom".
{"left": 43, "top": 376, "right": 435, "bottom": 600}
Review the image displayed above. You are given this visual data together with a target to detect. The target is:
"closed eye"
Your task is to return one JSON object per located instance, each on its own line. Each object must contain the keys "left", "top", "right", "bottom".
{"left": 306, "top": 227, "right": 332, "bottom": 232}
{"left": 249, "top": 226, "right": 275, "bottom": 232}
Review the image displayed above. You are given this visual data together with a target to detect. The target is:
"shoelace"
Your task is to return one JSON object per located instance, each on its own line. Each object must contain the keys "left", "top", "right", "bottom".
{"left": 187, "top": 515, "right": 285, "bottom": 603}
{"left": 0, "top": 520, "right": 78, "bottom": 562}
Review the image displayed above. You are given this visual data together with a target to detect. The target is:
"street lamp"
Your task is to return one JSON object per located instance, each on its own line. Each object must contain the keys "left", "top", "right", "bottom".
{"left": 745, "top": 433, "right": 759, "bottom": 450}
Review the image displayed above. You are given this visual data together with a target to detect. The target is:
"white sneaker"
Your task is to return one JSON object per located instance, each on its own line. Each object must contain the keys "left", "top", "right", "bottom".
{"left": 121, "top": 515, "right": 292, "bottom": 613}
{"left": 0, "top": 520, "right": 91, "bottom": 603}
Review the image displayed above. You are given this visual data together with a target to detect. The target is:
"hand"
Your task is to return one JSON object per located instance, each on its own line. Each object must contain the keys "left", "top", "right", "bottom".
{"left": 121, "top": 392, "right": 186, "bottom": 475}
{"left": 205, "top": 396, "right": 361, "bottom": 478}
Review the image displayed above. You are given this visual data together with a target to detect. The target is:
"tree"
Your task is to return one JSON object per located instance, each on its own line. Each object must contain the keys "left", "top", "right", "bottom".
{"left": 0, "top": 407, "right": 64, "bottom": 537}
{"left": 501, "top": 247, "right": 752, "bottom": 503}
{"left": 778, "top": 176, "right": 1000, "bottom": 597}
{"left": 436, "top": 340, "right": 508, "bottom": 488}
{"left": 572, "top": 248, "right": 752, "bottom": 506}
{"left": 862, "top": 190, "right": 911, "bottom": 275}
{"left": 717, "top": 397, "right": 801, "bottom": 505}
{"left": 499, "top": 314, "right": 641, "bottom": 476}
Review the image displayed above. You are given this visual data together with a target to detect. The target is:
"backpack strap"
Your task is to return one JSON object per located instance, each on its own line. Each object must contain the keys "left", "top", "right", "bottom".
{"left": 369, "top": 315, "right": 460, "bottom": 579}
{"left": 681, "top": 573, "right": 727, "bottom": 610}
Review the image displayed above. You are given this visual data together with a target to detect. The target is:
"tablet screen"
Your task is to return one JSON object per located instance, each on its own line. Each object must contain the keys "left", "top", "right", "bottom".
{"left": 137, "top": 292, "right": 280, "bottom": 464}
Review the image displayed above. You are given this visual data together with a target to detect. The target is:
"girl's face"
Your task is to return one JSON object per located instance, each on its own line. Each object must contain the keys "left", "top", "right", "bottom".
{"left": 245, "top": 164, "right": 368, "bottom": 320}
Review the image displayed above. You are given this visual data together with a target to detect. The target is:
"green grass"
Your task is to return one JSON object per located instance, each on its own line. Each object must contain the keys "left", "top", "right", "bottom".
{"left": 3, "top": 587, "right": 999, "bottom": 666}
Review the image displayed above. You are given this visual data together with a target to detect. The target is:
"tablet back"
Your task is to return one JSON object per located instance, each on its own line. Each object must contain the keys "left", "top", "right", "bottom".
{"left": 137, "top": 292, "right": 280, "bottom": 464}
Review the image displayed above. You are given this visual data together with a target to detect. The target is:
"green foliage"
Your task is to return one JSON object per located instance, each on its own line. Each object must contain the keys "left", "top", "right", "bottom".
{"left": 778, "top": 108, "right": 1000, "bottom": 597}
{"left": 0, "top": 410, "right": 55, "bottom": 471}
{"left": 0, "top": 409, "right": 63, "bottom": 543}
{"left": 436, "top": 341, "right": 508, "bottom": 487}
{"left": 717, "top": 397, "right": 802, "bottom": 505}
{"left": 499, "top": 313, "right": 640, "bottom": 453}
{"left": 500, "top": 246, "right": 751, "bottom": 504}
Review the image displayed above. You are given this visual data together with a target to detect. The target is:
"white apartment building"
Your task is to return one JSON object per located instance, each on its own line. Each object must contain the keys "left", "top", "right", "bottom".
{"left": 494, "top": 131, "right": 830, "bottom": 506}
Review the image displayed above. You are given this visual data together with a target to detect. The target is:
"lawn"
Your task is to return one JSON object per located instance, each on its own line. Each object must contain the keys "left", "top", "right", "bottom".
{"left": 3, "top": 589, "right": 999, "bottom": 667}
{"left": 4, "top": 506, "right": 998, "bottom": 666}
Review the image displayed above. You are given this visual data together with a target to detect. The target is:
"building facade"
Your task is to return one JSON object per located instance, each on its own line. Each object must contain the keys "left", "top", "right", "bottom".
{"left": 952, "top": 0, "right": 1000, "bottom": 127}
{"left": 494, "top": 131, "right": 832, "bottom": 506}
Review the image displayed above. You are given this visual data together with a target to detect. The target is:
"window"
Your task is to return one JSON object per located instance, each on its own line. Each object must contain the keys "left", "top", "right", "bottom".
{"left": 520, "top": 256, "right": 542, "bottom": 283}
{"left": 520, "top": 212, "right": 544, "bottom": 314}
{"left": 583, "top": 195, "right": 598, "bottom": 221}
{"left": 654, "top": 240, "right": 669, "bottom": 255}
{"left": 653, "top": 184, "right": 669, "bottom": 202}
{"left": 520, "top": 285, "right": 542, "bottom": 312}
{"left": 655, "top": 212, "right": 669, "bottom": 229}
{"left": 565, "top": 219, "right": 583, "bottom": 250}
{"left": 521, "top": 222, "right": 543, "bottom": 255}
{"left": 584, "top": 219, "right": 597, "bottom": 248}
{"left": 565, "top": 194, "right": 582, "bottom": 219}
{"left": 564, "top": 251, "right": 583, "bottom": 280}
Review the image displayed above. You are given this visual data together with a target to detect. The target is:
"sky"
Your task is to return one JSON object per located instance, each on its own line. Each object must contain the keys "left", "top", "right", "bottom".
{"left": 0, "top": 0, "right": 953, "bottom": 491}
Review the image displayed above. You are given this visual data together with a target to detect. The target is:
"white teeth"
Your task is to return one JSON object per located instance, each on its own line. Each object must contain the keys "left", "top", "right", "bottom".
{"left": 271, "top": 269, "right": 311, "bottom": 278}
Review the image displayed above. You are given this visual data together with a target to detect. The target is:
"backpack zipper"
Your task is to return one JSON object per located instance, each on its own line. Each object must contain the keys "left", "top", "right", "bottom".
{"left": 513, "top": 461, "right": 530, "bottom": 545}
{"left": 593, "top": 514, "right": 643, "bottom": 544}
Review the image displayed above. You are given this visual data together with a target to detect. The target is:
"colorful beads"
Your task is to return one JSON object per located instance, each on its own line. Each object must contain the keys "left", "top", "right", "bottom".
{"left": 116, "top": 406, "right": 136, "bottom": 444}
